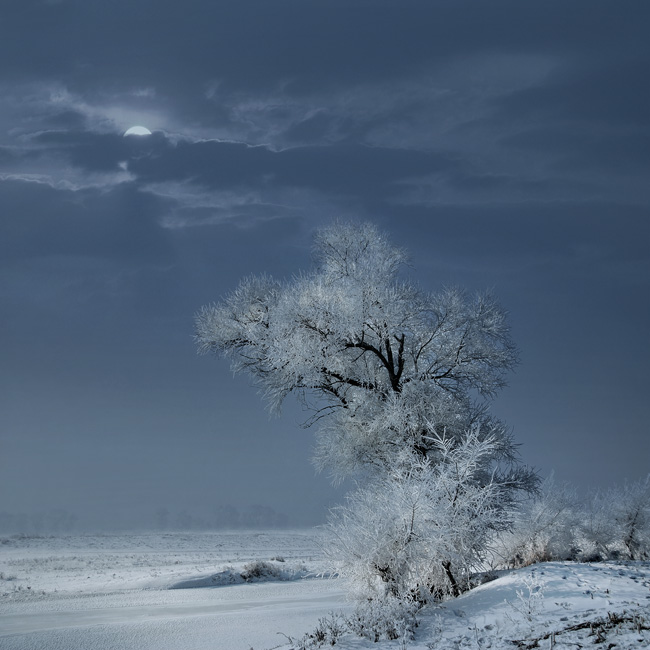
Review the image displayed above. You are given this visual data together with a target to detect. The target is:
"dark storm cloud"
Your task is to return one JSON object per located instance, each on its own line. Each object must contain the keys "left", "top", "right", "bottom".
{"left": 6, "top": 127, "right": 461, "bottom": 227}
{"left": 2, "top": 0, "right": 649, "bottom": 197}
{"left": 130, "top": 139, "right": 458, "bottom": 198}
{"left": 32, "top": 130, "right": 168, "bottom": 173}
{"left": 32, "top": 129, "right": 454, "bottom": 194}
{"left": 3, "top": 0, "right": 647, "bottom": 151}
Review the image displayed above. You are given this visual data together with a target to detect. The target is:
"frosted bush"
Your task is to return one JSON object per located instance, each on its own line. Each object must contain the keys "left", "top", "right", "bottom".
{"left": 494, "top": 475, "right": 577, "bottom": 567}
{"left": 326, "top": 432, "right": 515, "bottom": 602}
{"left": 241, "top": 560, "right": 285, "bottom": 581}
{"left": 345, "top": 596, "right": 419, "bottom": 643}
{"left": 577, "top": 476, "right": 650, "bottom": 561}
{"left": 495, "top": 474, "right": 650, "bottom": 566}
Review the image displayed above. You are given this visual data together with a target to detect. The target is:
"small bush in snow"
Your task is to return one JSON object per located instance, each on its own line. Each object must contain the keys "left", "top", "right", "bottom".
{"left": 241, "top": 560, "right": 282, "bottom": 581}
{"left": 282, "top": 612, "right": 347, "bottom": 649}
{"left": 345, "top": 596, "right": 419, "bottom": 643}
{"left": 506, "top": 573, "right": 546, "bottom": 622}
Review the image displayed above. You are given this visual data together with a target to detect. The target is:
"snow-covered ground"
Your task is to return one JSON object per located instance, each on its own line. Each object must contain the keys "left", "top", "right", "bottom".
{"left": 1, "top": 531, "right": 649, "bottom": 649}
{"left": 0, "top": 530, "right": 345, "bottom": 650}
{"left": 422, "top": 561, "right": 650, "bottom": 649}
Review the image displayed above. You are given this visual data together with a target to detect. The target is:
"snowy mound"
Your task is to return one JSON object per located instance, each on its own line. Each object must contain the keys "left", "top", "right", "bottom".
{"left": 420, "top": 561, "right": 650, "bottom": 649}
{"left": 169, "top": 560, "right": 312, "bottom": 589}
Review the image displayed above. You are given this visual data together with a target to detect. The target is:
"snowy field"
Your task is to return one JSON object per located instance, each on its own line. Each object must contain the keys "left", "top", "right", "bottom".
{"left": 1, "top": 531, "right": 649, "bottom": 650}
{"left": 0, "top": 530, "right": 345, "bottom": 650}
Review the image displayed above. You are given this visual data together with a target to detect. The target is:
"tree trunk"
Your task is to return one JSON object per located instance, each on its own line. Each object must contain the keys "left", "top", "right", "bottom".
{"left": 442, "top": 560, "right": 460, "bottom": 597}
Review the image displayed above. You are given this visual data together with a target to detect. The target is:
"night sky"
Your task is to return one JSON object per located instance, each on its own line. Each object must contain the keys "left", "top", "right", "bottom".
{"left": 1, "top": 0, "right": 649, "bottom": 530}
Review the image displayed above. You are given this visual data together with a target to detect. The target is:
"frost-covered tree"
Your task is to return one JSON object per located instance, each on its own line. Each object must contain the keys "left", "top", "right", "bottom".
{"left": 614, "top": 476, "right": 650, "bottom": 560}
{"left": 578, "top": 487, "right": 623, "bottom": 561}
{"left": 196, "top": 221, "right": 536, "bottom": 598}
{"left": 577, "top": 476, "right": 650, "bottom": 561}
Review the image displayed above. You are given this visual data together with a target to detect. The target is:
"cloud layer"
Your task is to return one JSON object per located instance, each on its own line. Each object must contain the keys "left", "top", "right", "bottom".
{"left": 1, "top": 0, "right": 649, "bottom": 529}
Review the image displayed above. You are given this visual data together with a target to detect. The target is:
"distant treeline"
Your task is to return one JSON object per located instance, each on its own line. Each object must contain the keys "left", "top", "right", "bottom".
{"left": 0, "top": 504, "right": 291, "bottom": 534}
{"left": 0, "top": 509, "right": 78, "bottom": 535}
{"left": 154, "top": 504, "right": 290, "bottom": 531}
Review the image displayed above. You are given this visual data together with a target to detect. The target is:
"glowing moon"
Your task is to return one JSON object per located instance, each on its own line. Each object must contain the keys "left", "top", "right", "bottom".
{"left": 124, "top": 125, "right": 152, "bottom": 136}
